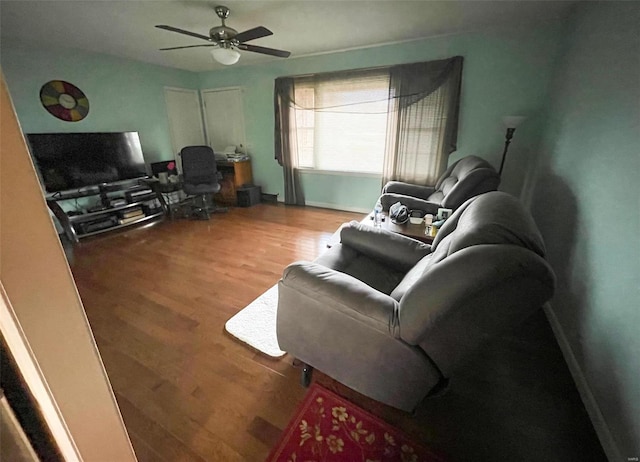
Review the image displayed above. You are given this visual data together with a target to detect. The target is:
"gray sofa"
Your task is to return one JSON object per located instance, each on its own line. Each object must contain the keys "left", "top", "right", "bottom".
{"left": 380, "top": 155, "right": 500, "bottom": 214}
{"left": 276, "top": 191, "right": 556, "bottom": 412}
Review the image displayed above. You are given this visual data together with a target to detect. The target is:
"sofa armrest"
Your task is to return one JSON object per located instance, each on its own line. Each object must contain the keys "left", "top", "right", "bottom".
{"left": 382, "top": 181, "right": 435, "bottom": 200}
{"left": 276, "top": 261, "right": 442, "bottom": 411}
{"left": 280, "top": 261, "right": 400, "bottom": 335}
{"left": 379, "top": 193, "right": 441, "bottom": 215}
{"left": 339, "top": 222, "right": 431, "bottom": 272}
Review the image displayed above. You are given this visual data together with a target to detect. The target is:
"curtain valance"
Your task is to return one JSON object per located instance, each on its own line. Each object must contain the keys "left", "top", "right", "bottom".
{"left": 275, "top": 56, "right": 462, "bottom": 114}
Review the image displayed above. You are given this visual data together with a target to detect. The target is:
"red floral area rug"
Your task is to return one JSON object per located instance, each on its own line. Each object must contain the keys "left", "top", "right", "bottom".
{"left": 266, "top": 383, "right": 446, "bottom": 462}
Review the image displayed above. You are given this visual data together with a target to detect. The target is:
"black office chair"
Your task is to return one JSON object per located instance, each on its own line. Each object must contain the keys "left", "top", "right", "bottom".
{"left": 180, "top": 146, "right": 227, "bottom": 219}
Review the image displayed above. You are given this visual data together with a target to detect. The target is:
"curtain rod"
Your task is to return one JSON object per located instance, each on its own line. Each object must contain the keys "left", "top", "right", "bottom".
{"left": 275, "top": 55, "right": 462, "bottom": 81}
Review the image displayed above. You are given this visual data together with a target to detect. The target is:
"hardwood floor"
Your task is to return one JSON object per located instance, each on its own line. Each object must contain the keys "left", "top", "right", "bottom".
{"left": 70, "top": 204, "right": 605, "bottom": 461}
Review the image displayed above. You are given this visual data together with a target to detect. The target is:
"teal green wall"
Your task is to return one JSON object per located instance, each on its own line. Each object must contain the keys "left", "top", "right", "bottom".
{"left": 529, "top": 2, "right": 640, "bottom": 458}
{"left": 1, "top": 41, "right": 198, "bottom": 165}
{"left": 2, "top": 23, "right": 563, "bottom": 211}
{"left": 198, "top": 23, "right": 564, "bottom": 211}
{"left": 299, "top": 172, "right": 382, "bottom": 212}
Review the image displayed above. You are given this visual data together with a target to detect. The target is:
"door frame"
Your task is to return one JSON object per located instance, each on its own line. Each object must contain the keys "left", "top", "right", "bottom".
{"left": 163, "top": 86, "right": 206, "bottom": 171}
{"left": 0, "top": 285, "right": 80, "bottom": 461}
{"left": 200, "top": 86, "right": 247, "bottom": 151}
{"left": 1, "top": 75, "right": 137, "bottom": 461}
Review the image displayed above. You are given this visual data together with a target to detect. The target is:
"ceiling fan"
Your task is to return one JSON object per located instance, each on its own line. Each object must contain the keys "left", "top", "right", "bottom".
{"left": 156, "top": 5, "right": 291, "bottom": 65}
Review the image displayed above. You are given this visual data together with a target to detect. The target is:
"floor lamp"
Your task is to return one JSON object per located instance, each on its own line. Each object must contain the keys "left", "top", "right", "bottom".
{"left": 499, "top": 116, "right": 526, "bottom": 176}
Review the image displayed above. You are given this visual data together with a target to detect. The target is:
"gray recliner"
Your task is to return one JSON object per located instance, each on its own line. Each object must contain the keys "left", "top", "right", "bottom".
{"left": 277, "top": 192, "right": 555, "bottom": 412}
{"left": 379, "top": 155, "right": 500, "bottom": 214}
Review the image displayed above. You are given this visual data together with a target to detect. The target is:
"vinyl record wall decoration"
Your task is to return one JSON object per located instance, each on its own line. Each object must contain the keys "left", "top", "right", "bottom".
{"left": 40, "top": 80, "right": 90, "bottom": 122}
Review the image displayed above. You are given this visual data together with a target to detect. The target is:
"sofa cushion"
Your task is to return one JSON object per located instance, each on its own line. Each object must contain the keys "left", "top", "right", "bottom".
{"left": 390, "top": 192, "right": 546, "bottom": 302}
{"left": 432, "top": 192, "right": 546, "bottom": 257}
{"left": 389, "top": 254, "right": 433, "bottom": 301}
{"left": 340, "top": 222, "right": 431, "bottom": 272}
{"left": 316, "top": 244, "right": 405, "bottom": 295}
{"left": 427, "top": 189, "right": 445, "bottom": 204}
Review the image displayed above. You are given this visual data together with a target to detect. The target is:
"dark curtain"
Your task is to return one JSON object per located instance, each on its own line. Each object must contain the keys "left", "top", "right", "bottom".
{"left": 274, "top": 77, "right": 305, "bottom": 205}
{"left": 383, "top": 56, "right": 463, "bottom": 185}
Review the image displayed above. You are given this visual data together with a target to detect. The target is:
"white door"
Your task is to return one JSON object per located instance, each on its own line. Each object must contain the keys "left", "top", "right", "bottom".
{"left": 164, "top": 87, "right": 205, "bottom": 172}
{"left": 201, "top": 87, "right": 246, "bottom": 154}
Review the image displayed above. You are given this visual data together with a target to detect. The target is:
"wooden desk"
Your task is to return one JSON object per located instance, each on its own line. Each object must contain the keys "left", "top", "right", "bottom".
{"left": 215, "top": 159, "right": 253, "bottom": 205}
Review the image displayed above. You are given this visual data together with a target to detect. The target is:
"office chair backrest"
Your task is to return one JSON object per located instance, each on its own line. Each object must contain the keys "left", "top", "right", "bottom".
{"left": 180, "top": 146, "right": 218, "bottom": 185}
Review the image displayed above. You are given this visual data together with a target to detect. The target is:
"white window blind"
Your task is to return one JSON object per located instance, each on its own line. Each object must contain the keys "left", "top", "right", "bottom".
{"left": 294, "top": 72, "right": 390, "bottom": 174}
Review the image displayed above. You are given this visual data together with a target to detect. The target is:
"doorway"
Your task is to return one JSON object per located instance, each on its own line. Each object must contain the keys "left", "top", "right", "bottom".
{"left": 164, "top": 87, "right": 206, "bottom": 172}
{"left": 201, "top": 87, "right": 246, "bottom": 154}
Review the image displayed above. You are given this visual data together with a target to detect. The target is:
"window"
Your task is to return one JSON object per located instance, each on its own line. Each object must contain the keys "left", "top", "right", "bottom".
{"left": 293, "top": 72, "right": 390, "bottom": 174}
{"left": 274, "top": 57, "right": 463, "bottom": 205}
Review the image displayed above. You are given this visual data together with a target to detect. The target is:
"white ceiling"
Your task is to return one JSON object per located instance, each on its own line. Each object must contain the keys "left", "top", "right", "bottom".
{"left": 0, "top": 0, "right": 575, "bottom": 73}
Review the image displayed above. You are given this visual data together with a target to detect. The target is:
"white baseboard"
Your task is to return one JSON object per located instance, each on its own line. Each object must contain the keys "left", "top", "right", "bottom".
{"left": 544, "top": 304, "right": 621, "bottom": 461}
{"left": 303, "top": 200, "right": 371, "bottom": 214}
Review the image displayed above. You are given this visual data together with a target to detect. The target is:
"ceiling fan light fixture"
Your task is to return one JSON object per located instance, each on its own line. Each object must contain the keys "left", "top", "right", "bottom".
{"left": 157, "top": 5, "right": 290, "bottom": 62}
{"left": 211, "top": 47, "right": 240, "bottom": 65}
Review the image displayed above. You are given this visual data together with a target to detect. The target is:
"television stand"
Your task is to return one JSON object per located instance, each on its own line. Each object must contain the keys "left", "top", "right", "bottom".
{"left": 87, "top": 204, "right": 109, "bottom": 212}
{"left": 47, "top": 179, "right": 166, "bottom": 244}
{"left": 98, "top": 183, "right": 111, "bottom": 209}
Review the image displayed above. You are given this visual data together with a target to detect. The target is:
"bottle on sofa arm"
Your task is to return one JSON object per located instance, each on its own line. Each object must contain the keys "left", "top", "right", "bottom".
{"left": 374, "top": 201, "right": 383, "bottom": 227}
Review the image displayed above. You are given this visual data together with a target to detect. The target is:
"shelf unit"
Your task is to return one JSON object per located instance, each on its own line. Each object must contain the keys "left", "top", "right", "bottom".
{"left": 47, "top": 181, "right": 166, "bottom": 243}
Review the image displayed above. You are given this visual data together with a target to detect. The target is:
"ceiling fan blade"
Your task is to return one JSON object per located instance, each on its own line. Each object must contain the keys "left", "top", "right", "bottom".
{"left": 155, "top": 25, "right": 211, "bottom": 42}
{"left": 233, "top": 26, "right": 273, "bottom": 43}
{"left": 159, "top": 44, "right": 216, "bottom": 51}
{"left": 238, "top": 43, "right": 291, "bottom": 58}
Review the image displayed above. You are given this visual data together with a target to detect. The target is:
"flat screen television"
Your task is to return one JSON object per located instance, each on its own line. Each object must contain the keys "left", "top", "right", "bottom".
{"left": 26, "top": 132, "right": 147, "bottom": 194}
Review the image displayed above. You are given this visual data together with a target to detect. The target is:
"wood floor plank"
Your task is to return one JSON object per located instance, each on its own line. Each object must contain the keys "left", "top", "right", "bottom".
{"left": 94, "top": 340, "right": 164, "bottom": 393}
{"left": 246, "top": 416, "right": 283, "bottom": 449}
{"left": 116, "top": 392, "right": 213, "bottom": 462}
{"left": 70, "top": 204, "right": 605, "bottom": 461}
{"left": 127, "top": 430, "right": 167, "bottom": 462}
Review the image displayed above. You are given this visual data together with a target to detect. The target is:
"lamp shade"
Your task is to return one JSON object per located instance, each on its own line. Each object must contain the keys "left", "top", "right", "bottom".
{"left": 211, "top": 47, "right": 240, "bottom": 65}
{"left": 502, "top": 115, "right": 527, "bottom": 129}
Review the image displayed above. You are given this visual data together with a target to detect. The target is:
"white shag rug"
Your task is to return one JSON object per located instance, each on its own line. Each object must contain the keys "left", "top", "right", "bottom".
{"left": 224, "top": 284, "right": 286, "bottom": 358}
